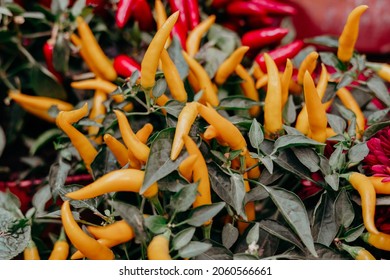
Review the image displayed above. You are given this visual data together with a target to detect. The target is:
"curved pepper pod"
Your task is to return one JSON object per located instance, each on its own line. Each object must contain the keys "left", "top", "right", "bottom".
{"left": 147, "top": 233, "right": 172, "bottom": 260}
{"left": 362, "top": 231, "right": 390, "bottom": 251}
{"left": 65, "top": 169, "right": 158, "bottom": 200}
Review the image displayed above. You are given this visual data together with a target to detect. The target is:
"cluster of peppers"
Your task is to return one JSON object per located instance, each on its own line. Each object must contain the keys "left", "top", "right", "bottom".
{"left": 6, "top": 2, "right": 390, "bottom": 260}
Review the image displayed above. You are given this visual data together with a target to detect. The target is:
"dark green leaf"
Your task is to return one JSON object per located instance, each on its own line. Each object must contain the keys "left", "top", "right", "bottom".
{"left": 194, "top": 245, "right": 233, "bottom": 260}
{"left": 272, "top": 135, "right": 325, "bottom": 154}
{"left": 144, "top": 215, "right": 168, "bottom": 234}
{"left": 152, "top": 78, "right": 167, "bottom": 99}
{"left": 60, "top": 184, "right": 100, "bottom": 212}
{"left": 32, "top": 185, "right": 52, "bottom": 216}
{"left": 334, "top": 189, "right": 354, "bottom": 228}
{"left": 348, "top": 143, "right": 369, "bottom": 166}
{"left": 312, "top": 192, "right": 338, "bottom": 246}
{"left": 306, "top": 35, "right": 339, "bottom": 48}
{"left": 246, "top": 223, "right": 259, "bottom": 245}
{"left": 229, "top": 173, "right": 247, "bottom": 219}
{"left": 259, "top": 154, "right": 274, "bottom": 174}
{"left": 262, "top": 185, "right": 317, "bottom": 257}
{"left": 218, "top": 96, "right": 261, "bottom": 110}
{"left": 29, "top": 128, "right": 61, "bottom": 156}
{"left": 30, "top": 64, "right": 67, "bottom": 99}
{"left": 53, "top": 32, "right": 70, "bottom": 74}
{"left": 367, "top": 76, "right": 390, "bottom": 107}
{"left": 157, "top": 171, "right": 189, "bottom": 192}
{"left": 0, "top": 191, "right": 22, "bottom": 218}
{"left": 329, "top": 145, "right": 345, "bottom": 171}
{"left": 245, "top": 186, "right": 269, "bottom": 203}
{"left": 363, "top": 120, "right": 390, "bottom": 141}
{"left": 178, "top": 241, "right": 213, "bottom": 259}
{"left": 324, "top": 173, "right": 339, "bottom": 191}
{"left": 248, "top": 119, "right": 264, "bottom": 149}
{"left": 0, "top": 208, "right": 31, "bottom": 260}
{"left": 208, "top": 24, "right": 240, "bottom": 54}
{"left": 336, "top": 72, "right": 355, "bottom": 90}
{"left": 172, "top": 227, "right": 196, "bottom": 251}
{"left": 273, "top": 150, "right": 313, "bottom": 181}
{"left": 319, "top": 52, "right": 341, "bottom": 69}
{"left": 141, "top": 128, "right": 187, "bottom": 195}
{"left": 164, "top": 100, "right": 185, "bottom": 118}
{"left": 367, "top": 108, "right": 390, "bottom": 125}
{"left": 258, "top": 219, "right": 304, "bottom": 252}
{"left": 222, "top": 223, "right": 239, "bottom": 249}
{"left": 90, "top": 146, "right": 118, "bottom": 179}
{"left": 48, "top": 156, "right": 71, "bottom": 200}
{"left": 185, "top": 202, "right": 226, "bottom": 227}
{"left": 283, "top": 125, "right": 305, "bottom": 136}
{"left": 109, "top": 200, "right": 147, "bottom": 245}
{"left": 283, "top": 95, "right": 297, "bottom": 125}
{"left": 168, "top": 36, "right": 188, "bottom": 79}
{"left": 202, "top": 47, "right": 227, "bottom": 78}
{"left": 291, "top": 147, "right": 320, "bottom": 173}
{"left": 327, "top": 113, "right": 347, "bottom": 135}
{"left": 344, "top": 224, "right": 365, "bottom": 242}
{"left": 169, "top": 181, "right": 198, "bottom": 212}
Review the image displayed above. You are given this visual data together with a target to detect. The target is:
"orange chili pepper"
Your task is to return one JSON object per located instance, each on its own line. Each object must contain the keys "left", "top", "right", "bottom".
{"left": 56, "top": 103, "right": 98, "bottom": 173}
{"left": 202, "top": 125, "right": 229, "bottom": 146}
{"left": 368, "top": 177, "right": 390, "bottom": 195}
{"left": 340, "top": 242, "right": 375, "bottom": 260}
{"left": 135, "top": 123, "right": 154, "bottom": 144}
{"left": 337, "top": 5, "right": 368, "bottom": 62}
{"left": 214, "top": 46, "right": 250, "bottom": 85}
{"left": 171, "top": 101, "right": 199, "bottom": 160}
{"left": 147, "top": 231, "right": 172, "bottom": 260}
{"left": 366, "top": 62, "right": 390, "bottom": 82}
{"left": 235, "top": 64, "right": 260, "bottom": 117}
{"left": 48, "top": 227, "right": 69, "bottom": 260}
{"left": 87, "top": 220, "right": 134, "bottom": 242}
{"left": 336, "top": 87, "right": 365, "bottom": 139}
{"left": 186, "top": 15, "right": 216, "bottom": 57}
{"left": 76, "top": 16, "right": 117, "bottom": 81}
{"left": 178, "top": 154, "right": 198, "bottom": 182}
{"left": 103, "top": 133, "right": 131, "bottom": 168}
{"left": 71, "top": 238, "right": 121, "bottom": 260}
{"left": 182, "top": 51, "right": 219, "bottom": 107}
{"left": 23, "top": 240, "right": 40, "bottom": 260}
{"left": 88, "top": 89, "right": 107, "bottom": 145}
{"left": 281, "top": 58, "right": 293, "bottom": 109}
{"left": 263, "top": 53, "right": 283, "bottom": 137}
{"left": 160, "top": 48, "right": 187, "bottom": 102}
{"left": 65, "top": 169, "right": 158, "bottom": 200}
{"left": 362, "top": 231, "right": 390, "bottom": 251}
{"left": 297, "top": 51, "right": 319, "bottom": 85}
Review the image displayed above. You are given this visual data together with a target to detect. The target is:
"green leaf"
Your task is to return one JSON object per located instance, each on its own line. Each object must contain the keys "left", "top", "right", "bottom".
{"left": 334, "top": 189, "right": 354, "bottom": 228}
{"left": 248, "top": 119, "right": 264, "bottom": 149}
{"left": 329, "top": 145, "right": 345, "bottom": 171}
{"left": 222, "top": 223, "right": 239, "bottom": 249}
{"left": 178, "top": 241, "right": 213, "bottom": 259}
{"left": 109, "top": 200, "right": 147, "bottom": 245}
{"left": 208, "top": 24, "right": 240, "bottom": 54}
{"left": 31, "top": 185, "right": 52, "bottom": 216}
{"left": 164, "top": 100, "right": 185, "bottom": 118}
{"left": 367, "top": 108, "right": 390, "bottom": 125}
{"left": 70, "top": 0, "right": 86, "bottom": 17}
{"left": 29, "top": 128, "right": 61, "bottom": 156}
{"left": 245, "top": 186, "right": 269, "bottom": 203}
{"left": 344, "top": 224, "right": 365, "bottom": 242}
{"left": 185, "top": 202, "right": 226, "bottom": 227}
{"left": 141, "top": 128, "right": 187, "bottom": 195}
{"left": 194, "top": 245, "right": 233, "bottom": 260}
{"left": 168, "top": 36, "right": 188, "bottom": 79}
{"left": 258, "top": 219, "right": 305, "bottom": 252}
{"left": 283, "top": 95, "right": 297, "bottom": 125}
{"left": 218, "top": 96, "right": 261, "bottom": 110}
{"left": 306, "top": 35, "right": 339, "bottom": 48}
{"left": 0, "top": 191, "right": 23, "bottom": 218}
{"left": 367, "top": 76, "right": 390, "bottom": 107}
{"left": 319, "top": 52, "right": 341, "bottom": 69}
{"left": 152, "top": 78, "right": 167, "bottom": 99}
{"left": 144, "top": 215, "right": 168, "bottom": 234}
{"left": 348, "top": 143, "right": 369, "bottom": 166}
{"left": 201, "top": 47, "right": 227, "bottom": 78}
{"left": 60, "top": 184, "right": 100, "bottom": 212}
{"left": 336, "top": 71, "right": 355, "bottom": 90}
{"left": 48, "top": 155, "right": 71, "bottom": 200}
{"left": 172, "top": 227, "right": 196, "bottom": 251}
{"left": 30, "top": 64, "right": 67, "bottom": 99}
{"left": 291, "top": 147, "right": 320, "bottom": 173}
{"left": 258, "top": 154, "right": 274, "bottom": 174}
{"left": 262, "top": 185, "right": 317, "bottom": 257}
{"left": 53, "top": 32, "right": 70, "bottom": 74}
{"left": 312, "top": 192, "right": 338, "bottom": 246}
{"left": 229, "top": 173, "right": 247, "bottom": 219}
{"left": 327, "top": 113, "right": 347, "bottom": 135}
{"left": 0, "top": 126, "right": 5, "bottom": 158}
{"left": 246, "top": 223, "right": 260, "bottom": 245}
{"left": 363, "top": 120, "right": 390, "bottom": 141}
{"left": 273, "top": 150, "right": 313, "bottom": 181}
{"left": 169, "top": 182, "right": 198, "bottom": 213}
{"left": 272, "top": 135, "right": 325, "bottom": 154}
{"left": 324, "top": 173, "right": 339, "bottom": 191}
{"left": 0, "top": 208, "right": 31, "bottom": 260}
{"left": 90, "top": 146, "right": 118, "bottom": 180}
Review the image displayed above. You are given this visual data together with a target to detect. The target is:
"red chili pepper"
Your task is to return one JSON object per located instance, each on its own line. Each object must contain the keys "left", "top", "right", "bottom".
{"left": 113, "top": 54, "right": 141, "bottom": 78}
{"left": 171, "top": 21, "right": 187, "bottom": 50}
{"left": 255, "top": 40, "right": 305, "bottom": 72}
{"left": 168, "top": 0, "right": 189, "bottom": 35}
{"left": 185, "top": 0, "right": 200, "bottom": 30}
{"left": 249, "top": 0, "right": 297, "bottom": 16}
{"left": 115, "top": 0, "right": 134, "bottom": 29}
{"left": 226, "top": 1, "right": 267, "bottom": 17}
{"left": 131, "top": 0, "right": 154, "bottom": 31}
{"left": 241, "top": 27, "right": 289, "bottom": 49}
{"left": 43, "top": 40, "right": 63, "bottom": 83}
{"left": 211, "top": 0, "right": 232, "bottom": 9}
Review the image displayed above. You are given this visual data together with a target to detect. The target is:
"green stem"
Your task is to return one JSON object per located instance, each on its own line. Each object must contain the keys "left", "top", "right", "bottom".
{"left": 202, "top": 222, "right": 212, "bottom": 239}
{"left": 148, "top": 195, "right": 164, "bottom": 216}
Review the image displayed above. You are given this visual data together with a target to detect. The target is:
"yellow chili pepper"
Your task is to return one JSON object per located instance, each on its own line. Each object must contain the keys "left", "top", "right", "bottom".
{"left": 114, "top": 109, "right": 150, "bottom": 163}
{"left": 56, "top": 103, "right": 98, "bottom": 173}
{"left": 281, "top": 58, "right": 293, "bottom": 109}
{"left": 71, "top": 238, "right": 121, "bottom": 260}
{"left": 186, "top": 15, "right": 216, "bottom": 57}
{"left": 362, "top": 231, "right": 390, "bottom": 251}
{"left": 183, "top": 135, "right": 212, "bottom": 211}
{"left": 202, "top": 125, "right": 229, "bottom": 146}
{"left": 303, "top": 71, "right": 327, "bottom": 143}
{"left": 214, "top": 46, "right": 250, "bottom": 85}
{"left": 76, "top": 16, "right": 117, "bottom": 81}
{"left": 8, "top": 90, "right": 74, "bottom": 123}
{"left": 263, "top": 53, "right": 283, "bottom": 137}
{"left": 147, "top": 232, "right": 172, "bottom": 260}
{"left": 70, "top": 78, "right": 124, "bottom": 103}
{"left": 135, "top": 123, "right": 154, "bottom": 144}
{"left": 187, "top": 69, "right": 201, "bottom": 93}
{"left": 316, "top": 63, "right": 329, "bottom": 100}
{"left": 196, "top": 103, "right": 247, "bottom": 154}
{"left": 255, "top": 74, "right": 269, "bottom": 89}
{"left": 337, "top": 5, "right": 369, "bottom": 62}
{"left": 336, "top": 87, "right": 365, "bottom": 139}
{"left": 348, "top": 172, "right": 379, "bottom": 234}
{"left": 170, "top": 101, "right": 199, "bottom": 160}
{"left": 65, "top": 169, "right": 158, "bottom": 200}
{"left": 178, "top": 154, "right": 198, "bottom": 182}
{"left": 141, "top": 11, "right": 179, "bottom": 90}
{"left": 103, "top": 133, "right": 131, "bottom": 168}
{"left": 235, "top": 64, "right": 260, "bottom": 117}
{"left": 48, "top": 227, "right": 69, "bottom": 260}
{"left": 61, "top": 200, "right": 115, "bottom": 260}
{"left": 160, "top": 48, "right": 187, "bottom": 102}
{"left": 366, "top": 62, "right": 390, "bottom": 82}
{"left": 244, "top": 150, "right": 261, "bottom": 179}
{"left": 340, "top": 242, "right": 375, "bottom": 260}
{"left": 87, "top": 220, "right": 134, "bottom": 242}
{"left": 368, "top": 176, "right": 390, "bottom": 195}
{"left": 182, "top": 51, "right": 219, "bottom": 107}
{"left": 88, "top": 89, "right": 107, "bottom": 145}
{"left": 154, "top": 0, "right": 171, "bottom": 48}
{"left": 297, "top": 51, "right": 319, "bottom": 85}
{"left": 252, "top": 63, "right": 265, "bottom": 80}
{"left": 23, "top": 240, "right": 40, "bottom": 260}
